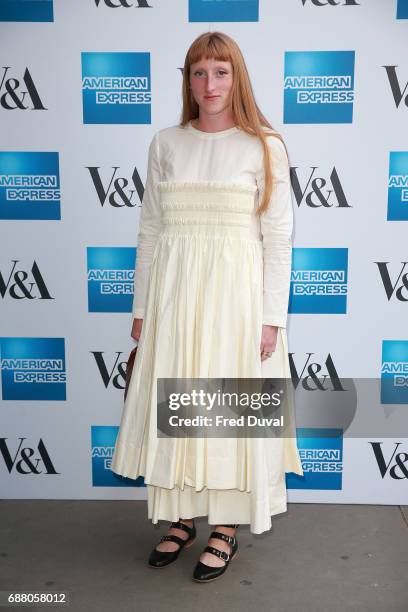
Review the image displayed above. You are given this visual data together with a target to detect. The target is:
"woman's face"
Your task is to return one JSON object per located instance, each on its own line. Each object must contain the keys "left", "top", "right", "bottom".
{"left": 189, "top": 57, "right": 234, "bottom": 118}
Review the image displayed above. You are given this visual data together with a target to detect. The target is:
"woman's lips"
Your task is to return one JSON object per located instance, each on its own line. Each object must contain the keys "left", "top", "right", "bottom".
{"left": 205, "top": 95, "right": 220, "bottom": 100}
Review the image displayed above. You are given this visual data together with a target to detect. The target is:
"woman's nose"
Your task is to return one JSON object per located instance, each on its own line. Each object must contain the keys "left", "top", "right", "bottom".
{"left": 205, "top": 77, "right": 216, "bottom": 91}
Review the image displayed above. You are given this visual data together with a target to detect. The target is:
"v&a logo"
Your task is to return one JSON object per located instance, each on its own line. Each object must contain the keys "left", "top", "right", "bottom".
{"left": 86, "top": 166, "right": 143, "bottom": 208}
{"left": 0, "top": 66, "right": 46, "bottom": 110}
{"left": 375, "top": 261, "right": 408, "bottom": 302}
{"left": 291, "top": 165, "right": 351, "bottom": 208}
{"left": 0, "top": 438, "right": 59, "bottom": 474}
{"left": 0, "top": 259, "right": 53, "bottom": 302}
{"left": 370, "top": 442, "right": 408, "bottom": 479}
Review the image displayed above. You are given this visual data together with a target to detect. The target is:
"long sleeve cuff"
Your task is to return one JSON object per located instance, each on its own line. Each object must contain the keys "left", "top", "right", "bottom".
{"left": 132, "top": 307, "right": 145, "bottom": 319}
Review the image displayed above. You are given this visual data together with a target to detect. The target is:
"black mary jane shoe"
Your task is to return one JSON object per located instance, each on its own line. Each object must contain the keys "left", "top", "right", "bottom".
{"left": 192, "top": 524, "right": 239, "bottom": 583}
{"left": 148, "top": 520, "right": 196, "bottom": 568}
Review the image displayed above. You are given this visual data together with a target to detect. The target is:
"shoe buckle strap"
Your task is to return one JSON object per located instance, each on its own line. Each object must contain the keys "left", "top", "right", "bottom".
{"left": 211, "top": 531, "right": 235, "bottom": 546}
{"left": 205, "top": 545, "right": 229, "bottom": 562}
{"left": 160, "top": 534, "right": 184, "bottom": 545}
{"left": 170, "top": 521, "right": 193, "bottom": 534}
{"left": 160, "top": 535, "right": 173, "bottom": 542}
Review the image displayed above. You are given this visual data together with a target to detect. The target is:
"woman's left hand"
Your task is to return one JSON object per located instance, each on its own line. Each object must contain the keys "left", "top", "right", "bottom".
{"left": 260, "top": 325, "right": 278, "bottom": 361}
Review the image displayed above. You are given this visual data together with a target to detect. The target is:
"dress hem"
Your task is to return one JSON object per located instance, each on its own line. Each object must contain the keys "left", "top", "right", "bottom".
{"left": 146, "top": 482, "right": 288, "bottom": 535}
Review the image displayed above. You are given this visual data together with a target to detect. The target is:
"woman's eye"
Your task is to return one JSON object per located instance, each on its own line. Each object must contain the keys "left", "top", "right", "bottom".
{"left": 193, "top": 70, "right": 228, "bottom": 77}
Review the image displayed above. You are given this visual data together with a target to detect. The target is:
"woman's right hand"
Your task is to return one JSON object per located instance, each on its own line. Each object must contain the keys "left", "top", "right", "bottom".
{"left": 131, "top": 318, "right": 143, "bottom": 342}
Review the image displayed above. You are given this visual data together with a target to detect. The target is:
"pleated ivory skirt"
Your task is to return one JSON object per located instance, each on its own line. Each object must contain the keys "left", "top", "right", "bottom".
{"left": 111, "top": 182, "right": 303, "bottom": 534}
{"left": 146, "top": 434, "right": 288, "bottom": 532}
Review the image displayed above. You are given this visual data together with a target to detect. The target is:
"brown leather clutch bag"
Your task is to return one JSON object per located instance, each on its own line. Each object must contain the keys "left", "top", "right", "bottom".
{"left": 124, "top": 346, "right": 137, "bottom": 400}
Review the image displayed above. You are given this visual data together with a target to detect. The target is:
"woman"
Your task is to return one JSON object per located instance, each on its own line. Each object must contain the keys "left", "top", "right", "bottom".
{"left": 111, "top": 31, "right": 303, "bottom": 583}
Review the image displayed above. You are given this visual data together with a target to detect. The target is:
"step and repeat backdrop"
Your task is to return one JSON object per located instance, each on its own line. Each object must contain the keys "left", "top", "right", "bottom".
{"left": 1, "top": 0, "right": 407, "bottom": 505}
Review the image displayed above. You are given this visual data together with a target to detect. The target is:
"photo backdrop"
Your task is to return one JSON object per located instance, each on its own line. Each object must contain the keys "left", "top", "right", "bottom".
{"left": 1, "top": 0, "right": 407, "bottom": 506}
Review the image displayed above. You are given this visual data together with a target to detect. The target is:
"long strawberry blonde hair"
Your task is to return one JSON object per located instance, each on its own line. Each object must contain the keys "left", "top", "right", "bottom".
{"left": 180, "top": 31, "right": 289, "bottom": 217}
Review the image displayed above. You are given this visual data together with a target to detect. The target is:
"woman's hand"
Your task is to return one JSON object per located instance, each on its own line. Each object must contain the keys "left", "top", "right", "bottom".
{"left": 260, "top": 325, "right": 278, "bottom": 361}
{"left": 131, "top": 318, "right": 143, "bottom": 342}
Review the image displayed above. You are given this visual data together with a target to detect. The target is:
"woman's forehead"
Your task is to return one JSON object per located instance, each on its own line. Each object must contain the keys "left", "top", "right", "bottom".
{"left": 191, "top": 57, "right": 231, "bottom": 67}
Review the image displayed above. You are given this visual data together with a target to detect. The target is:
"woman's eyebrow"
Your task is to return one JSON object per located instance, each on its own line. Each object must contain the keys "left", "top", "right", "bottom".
{"left": 194, "top": 64, "right": 229, "bottom": 70}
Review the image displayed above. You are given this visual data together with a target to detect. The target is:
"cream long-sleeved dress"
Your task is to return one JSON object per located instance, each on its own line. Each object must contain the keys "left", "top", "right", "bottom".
{"left": 110, "top": 119, "right": 303, "bottom": 534}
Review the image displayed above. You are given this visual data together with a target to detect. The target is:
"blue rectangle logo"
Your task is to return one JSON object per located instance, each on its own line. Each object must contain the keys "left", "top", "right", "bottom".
{"left": 0, "top": 0, "right": 53, "bottom": 21}
{"left": 289, "top": 248, "right": 348, "bottom": 314}
{"left": 387, "top": 152, "right": 408, "bottom": 221}
{"left": 381, "top": 340, "right": 408, "bottom": 404}
{"left": 284, "top": 51, "right": 355, "bottom": 124}
{"left": 87, "top": 247, "right": 136, "bottom": 313}
{"left": 397, "top": 0, "right": 408, "bottom": 18}
{"left": 189, "top": 0, "right": 258, "bottom": 22}
{"left": 0, "top": 152, "right": 60, "bottom": 220}
{"left": 286, "top": 428, "right": 343, "bottom": 490}
{"left": 81, "top": 52, "right": 151, "bottom": 124}
{"left": 0, "top": 337, "right": 66, "bottom": 400}
{"left": 92, "top": 426, "right": 144, "bottom": 487}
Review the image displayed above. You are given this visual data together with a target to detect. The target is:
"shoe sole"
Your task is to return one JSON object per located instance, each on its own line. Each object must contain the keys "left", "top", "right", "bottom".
{"left": 148, "top": 536, "right": 197, "bottom": 568}
{"left": 192, "top": 549, "right": 239, "bottom": 583}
